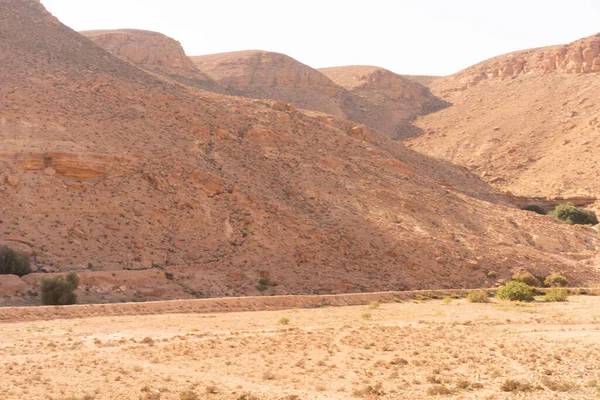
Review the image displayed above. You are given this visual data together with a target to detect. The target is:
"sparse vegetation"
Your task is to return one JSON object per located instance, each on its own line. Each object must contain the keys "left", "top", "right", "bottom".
{"left": 521, "top": 204, "right": 546, "bottom": 215}
{"left": 426, "top": 385, "right": 454, "bottom": 395}
{"left": 500, "top": 379, "right": 534, "bottom": 392}
{"left": 179, "top": 390, "right": 198, "bottom": 400}
{"left": 544, "top": 273, "right": 569, "bottom": 287}
{"left": 40, "top": 272, "right": 79, "bottom": 305}
{"left": 442, "top": 296, "right": 452, "bottom": 304}
{"left": 541, "top": 377, "right": 575, "bottom": 392}
{"left": 544, "top": 288, "right": 569, "bottom": 302}
{"left": 0, "top": 245, "right": 31, "bottom": 277}
{"left": 495, "top": 281, "right": 535, "bottom": 302}
{"left": 512, "top": 271, "right": 540, "bottom": 287}
{"left": 550, "top": 203, "right": 598, "bottom": 225}
{"left": 361, "top": 311, "right": 372, "bottom": 320}
{"left": 466, "top": 290, "right": 490, "bottom": 303}
{"left": 277, "top": 317, "right": 290, "bottom": 325}
{"left": 352, "top": 382, "right": 385, "bottom": 397}
{"left": 368, "top": 301, "right": 380, "bottom": 309}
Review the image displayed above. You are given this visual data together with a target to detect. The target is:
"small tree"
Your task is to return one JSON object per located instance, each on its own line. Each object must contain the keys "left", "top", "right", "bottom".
{"left": 495, "top": 281, "right": 535, "bottom": 302}
{"left": 0, "top": 246, "right": 31, "bottom": 277}
{"left": 41, "top": 272, "right": 79, "bottom": 305}
{"left": 550, "top": 203, "right": 598, "bottom": 225}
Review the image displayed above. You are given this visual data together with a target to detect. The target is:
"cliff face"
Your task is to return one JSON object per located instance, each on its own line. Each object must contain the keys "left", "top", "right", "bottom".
{"left": 82, "top": 29, "right": 224, "bottom": 92}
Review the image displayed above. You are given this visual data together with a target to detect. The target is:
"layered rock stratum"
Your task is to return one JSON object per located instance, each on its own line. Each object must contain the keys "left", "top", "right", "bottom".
{"left": 1, "top": 0, "right": 600, "bottom": 303}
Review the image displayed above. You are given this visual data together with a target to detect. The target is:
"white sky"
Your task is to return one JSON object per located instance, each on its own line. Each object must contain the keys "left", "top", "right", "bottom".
{"left": 41, "top": 0, "right": 600, "bottom": 76}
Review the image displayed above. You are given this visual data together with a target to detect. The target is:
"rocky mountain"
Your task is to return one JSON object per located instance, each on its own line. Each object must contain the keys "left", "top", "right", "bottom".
{"left": 1, "top": 0, "right": 600, "bottom": 303}
{"left": 81, "top": 29, "right": 224, "bottom": 92}
{"left": 408, "top": 33, "right": 600, "bottom": 198}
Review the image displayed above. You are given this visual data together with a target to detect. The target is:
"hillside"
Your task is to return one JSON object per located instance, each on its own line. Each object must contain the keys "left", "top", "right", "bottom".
{"left": 1, "top": 0, "right": 600, "bottom": 303}
{"left": 320, "top": 66, "right": 448, "bottom": 139}
{"left": 190, "top": 50, "right": 348, "bottom": 116}
{"left": 81, "top": 29, "right": 224, "bottom": 92}
{"left": 191, "top": 51, "right": 447, "bottom": 139}
{"left": 408, "top": 33, "right": 600, "bottom": 197}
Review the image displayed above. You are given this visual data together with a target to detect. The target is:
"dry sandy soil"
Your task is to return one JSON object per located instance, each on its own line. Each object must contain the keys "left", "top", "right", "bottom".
{"left": 2, "top": 295, "right": 600, "bottom": 399}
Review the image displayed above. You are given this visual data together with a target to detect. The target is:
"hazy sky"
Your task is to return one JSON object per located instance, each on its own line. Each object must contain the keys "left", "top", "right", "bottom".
{"left": 41, "top": 0, "right": 600, "bottom": 76}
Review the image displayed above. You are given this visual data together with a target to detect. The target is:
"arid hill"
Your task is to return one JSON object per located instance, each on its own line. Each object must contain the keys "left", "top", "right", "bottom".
{"left": 408, "top": 33, "right": 600, "bottom": 198}
{"left": 1, "top": 0, "right": 600, "bottom": 303}
{"left": 190, "top": 50, "right": 348, "bottom": 116}
{"left": 191, "top": 51, "right": 447, "bottom": 139}
{"left": 81, "top": 29, "right": 224, "bottom": 92}
{"left": 320, "top": 66, "right": 448, "bottom": 138}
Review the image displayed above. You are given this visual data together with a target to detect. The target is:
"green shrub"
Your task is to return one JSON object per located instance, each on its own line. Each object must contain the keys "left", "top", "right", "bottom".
{"left": 495, "top": 281, "right": 535, "bottom": 302}
{"left": 0, "top": 246, "right": 31, "bottom": 277}
{"left": 544, "top": 288, "right": 568, "bottom": 302}
{"left": 521, "top": 204, "right": 546, "bottom": 215}
{"left": 40, "top": 272, "right": 79, "bottom": 305}
{"left": 544, "top": 273, "right": 569, "bottom": 287}
{"left": 550, "top": 203, "right": 598, "bottom": 225}
{"left": 512, "top": 272, "right": 540, "bottom": 287}
{"left": 467, "top": 290, "right": 490, "bottom": 303}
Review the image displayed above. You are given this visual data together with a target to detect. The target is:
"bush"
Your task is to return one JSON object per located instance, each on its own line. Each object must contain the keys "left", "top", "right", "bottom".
{"left": 40, "top": 272, "right": 79, "bottom": 305}
{"left": 512, "top": 272, "right": 541, "bottom": 287}
{"left": 521, "top": 204, "right": 546, "bottom": 215}
{"left": 544, "top": 273, "right": 569, "bottom": 287}
{"left": 467, "top": 290, "right": 490, "bottom": 303}
{"left": 544, "top": 288, "right": 568, "bottom": 302}
{"left": 495, "top": 281, "right": 535, "bottom": 302}
{"left": 550, "top": 203, "right": 598, "bottom": 225}
{"left": 0, "top": 246, "right": 31, "bottom": 277}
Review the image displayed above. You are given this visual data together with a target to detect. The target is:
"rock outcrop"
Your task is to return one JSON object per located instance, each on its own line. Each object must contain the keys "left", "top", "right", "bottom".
{"left": 82, "top": 29, "right": 223, "bottom": 92}
{"left": 436, "top": 33, "right": 600, "bottom": 93}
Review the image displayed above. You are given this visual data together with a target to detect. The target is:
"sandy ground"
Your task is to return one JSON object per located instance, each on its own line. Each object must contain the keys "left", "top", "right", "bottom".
{"left": 2, "top": 296, "right": 600, "bottom": 400}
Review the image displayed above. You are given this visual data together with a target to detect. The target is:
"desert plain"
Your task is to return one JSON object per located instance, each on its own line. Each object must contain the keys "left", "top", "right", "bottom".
{"left": 2, "top": 294, "right": 600, "bottom": 400}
